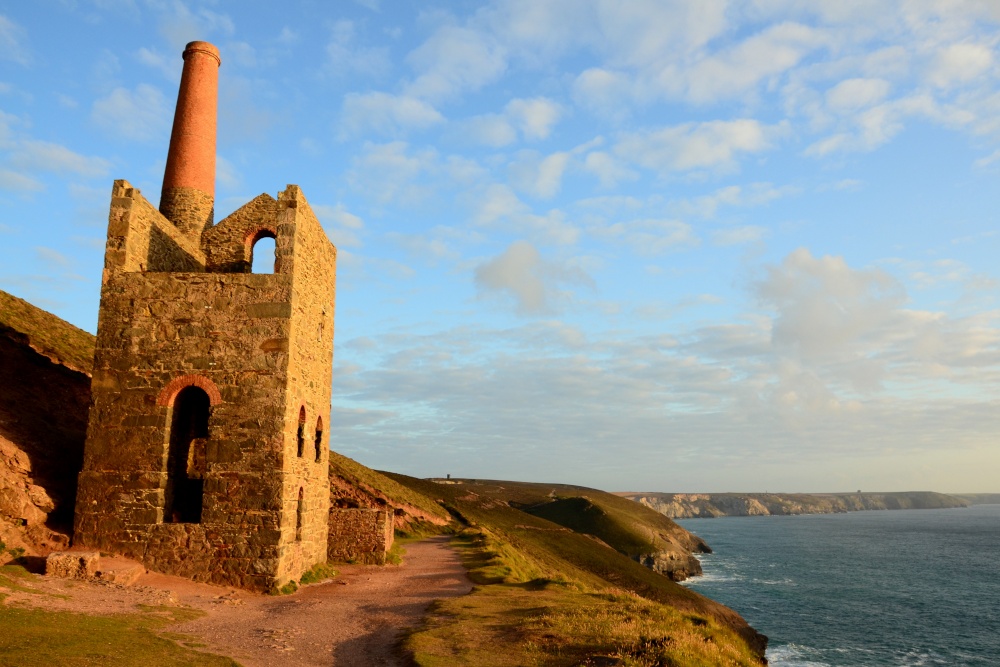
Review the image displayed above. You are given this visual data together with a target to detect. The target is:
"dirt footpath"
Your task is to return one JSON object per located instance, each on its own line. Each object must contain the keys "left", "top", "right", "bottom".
{"left": 170, "top": 536, "right": 472, "bottom": 666}
{"left": 4, "top": 536, "right": 472, "bottom": 666}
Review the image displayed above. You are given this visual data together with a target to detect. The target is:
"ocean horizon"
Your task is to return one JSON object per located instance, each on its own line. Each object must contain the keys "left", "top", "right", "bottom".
{"left": 678, "top": 504, "right": 1000, "bottom": 666}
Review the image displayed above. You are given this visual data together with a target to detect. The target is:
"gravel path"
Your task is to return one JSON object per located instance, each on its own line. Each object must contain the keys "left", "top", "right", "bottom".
{"left": 4, "top": 536, "right": 472, "bottom": 666}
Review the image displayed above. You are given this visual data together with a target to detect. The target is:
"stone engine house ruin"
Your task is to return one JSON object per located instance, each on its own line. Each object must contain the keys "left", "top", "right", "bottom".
{"left": 72, "top": 41, "right": 369, "bottom": 591}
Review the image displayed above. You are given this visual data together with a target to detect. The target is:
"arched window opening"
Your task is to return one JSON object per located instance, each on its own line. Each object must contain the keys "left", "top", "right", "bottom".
{"left": 295, "top": 487, "right": 304, "bottom": 542}
{"left": 314, "top": 417, "right": 323, "bottom": 463}
{"left": 250, "top": 233, "right": 277, "bottom": 274}
{"left": 296, "top": 406, "right": 306, "bottom": 458}
{"left": 165, "top": 385, "right": 210, "bottom": 524}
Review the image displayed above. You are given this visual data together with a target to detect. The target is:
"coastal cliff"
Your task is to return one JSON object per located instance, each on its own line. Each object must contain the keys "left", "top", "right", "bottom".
{"left": 617, "top": 491, "right": 967, "bottom": 518}
{"left": 0, "top": 291, "right": 93, "bottom": 557}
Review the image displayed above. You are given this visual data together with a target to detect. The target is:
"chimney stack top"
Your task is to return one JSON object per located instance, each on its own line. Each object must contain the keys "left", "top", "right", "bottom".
{"left": 183, "top": 41, "right": 221, "bottom": 66}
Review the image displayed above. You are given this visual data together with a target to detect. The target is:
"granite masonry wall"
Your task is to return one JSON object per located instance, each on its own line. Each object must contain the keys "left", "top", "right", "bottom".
{"left": 328, "top": 509, "right": 394, "bottom": 564}
{"left": 74, "top": 181, "right": 337, "bottom": 592}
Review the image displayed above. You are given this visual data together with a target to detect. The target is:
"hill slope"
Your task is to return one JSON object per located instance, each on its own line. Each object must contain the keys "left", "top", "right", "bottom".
{"left": 425, "top": 477, "right": 710, "bottom": 581}
{"left": 388, "top": 474, "right": 768, "bottom": 665}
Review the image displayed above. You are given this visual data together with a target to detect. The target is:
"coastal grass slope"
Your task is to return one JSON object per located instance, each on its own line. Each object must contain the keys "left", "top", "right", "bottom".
{"left": 388, "top": 474, "right": 767, "bottom": 666}
{"left": 328, "top": 450, "right": 450, "bottom": 528}
{"left": 0, "top": 289, "right": 95, "bottom": 374}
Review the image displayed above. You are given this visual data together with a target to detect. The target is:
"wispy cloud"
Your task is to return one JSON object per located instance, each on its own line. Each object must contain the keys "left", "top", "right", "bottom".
{"left": 475, "top": 240, "right": 593, "bottom": 315}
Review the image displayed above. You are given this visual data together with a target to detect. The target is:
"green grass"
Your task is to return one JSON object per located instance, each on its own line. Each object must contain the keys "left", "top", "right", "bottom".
{"left": 0, "top": 602, "right": 240, "bottom": 666}
{"left": 404, "top": 526, "right": 763, "bottom": 667}
{"left": 526, "top": 496, "right": 660, "bottom": 558}
{"left": 298, "top": 562, "right": 339, "bottom": 585}
{"left": 388, "top": 474, "right": 767, "bottom": 666}
{"left": 329, "top": 451, "right": 450, "bottom": 522}
{"left": 0, "top": 564, "right": 37, "bottom": 594}
{"left": 0, "top": 289, "right": 95, "bottom": 373}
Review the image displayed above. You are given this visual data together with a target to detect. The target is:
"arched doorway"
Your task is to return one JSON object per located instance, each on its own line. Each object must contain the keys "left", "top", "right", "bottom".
{"left": 164, "top": 385, "right": 210, "bottom": 523}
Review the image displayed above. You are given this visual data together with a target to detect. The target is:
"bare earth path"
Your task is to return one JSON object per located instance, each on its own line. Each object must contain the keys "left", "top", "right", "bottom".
{"left": 3, "top": 536, "right": 472, "bottom": 666}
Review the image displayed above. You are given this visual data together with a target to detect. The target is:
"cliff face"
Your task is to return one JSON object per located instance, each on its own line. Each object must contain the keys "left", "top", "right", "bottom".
{"left": 619, "top": 491, "right": 968, "bottom": 519}
{"left": 0, "top": 291, "right": 94, "bottom": 557}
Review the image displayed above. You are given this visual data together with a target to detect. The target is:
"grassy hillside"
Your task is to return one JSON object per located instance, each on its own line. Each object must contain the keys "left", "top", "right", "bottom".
{"left": 329, "top": 451, "right": 450, "bottom": 528}
{"left": 423, "top": 478, "right": 710, "bottom": 580}
{"left": 0, "top": 290, "right": 95, "bottom": 373}
{"left": 388, "top": 474, "right": 767, "bottom": 666}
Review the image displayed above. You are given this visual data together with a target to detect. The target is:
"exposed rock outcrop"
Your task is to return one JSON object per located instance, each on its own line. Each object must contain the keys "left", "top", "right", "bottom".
{"left": 0, "top": 290, "right": 93, "bottom": 558}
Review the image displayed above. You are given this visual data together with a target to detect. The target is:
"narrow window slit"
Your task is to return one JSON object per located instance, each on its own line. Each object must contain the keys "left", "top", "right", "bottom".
{"left": 297, "top": 406, "right": 306, "bottom": 458}
{"left": 314, "top": 417, "right": 323, "bottom": 463}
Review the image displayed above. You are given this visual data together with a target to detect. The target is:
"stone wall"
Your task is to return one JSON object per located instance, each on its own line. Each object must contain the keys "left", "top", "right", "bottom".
{"left": 75, "top": 183, "right": 336, "bottom": 592}
{"left": 276, "top": 185, "right": 335, "bottom": 584}
{"left": 328, "top": 509, "right": 394, "bottom": 564}
{"left": 103, "top": 180, "right": 204, "bottom": 279}
{"left": 203, "top": 193, "right": 279, "bottom": 273}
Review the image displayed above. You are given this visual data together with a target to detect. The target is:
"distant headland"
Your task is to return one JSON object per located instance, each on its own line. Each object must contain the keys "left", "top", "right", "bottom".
{"left": 615, "top": 491, "right": 975, "bottom": 518}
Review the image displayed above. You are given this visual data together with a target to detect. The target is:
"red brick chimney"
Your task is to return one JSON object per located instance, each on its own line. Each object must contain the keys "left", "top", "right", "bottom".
{"left": 159, "top": 41, "right": 221, "bottom": 237}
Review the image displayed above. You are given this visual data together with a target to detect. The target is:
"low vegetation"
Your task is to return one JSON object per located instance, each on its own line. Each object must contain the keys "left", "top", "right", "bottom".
{"left": 0, "top": 567, "right": 237, "bottom": 666}
{"left": 389, "top": 475, "right": 767, "bottom": 666}
{"left": 329, "top": 450, "right": 450, "bottom": 524}
{"left": 0, "top": 289, "right": 95, "bottom": 373}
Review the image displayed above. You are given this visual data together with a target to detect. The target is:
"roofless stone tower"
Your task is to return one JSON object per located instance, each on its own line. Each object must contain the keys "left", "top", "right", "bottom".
{"left": 74, "top": 41, "right": 336, "bottom": 592}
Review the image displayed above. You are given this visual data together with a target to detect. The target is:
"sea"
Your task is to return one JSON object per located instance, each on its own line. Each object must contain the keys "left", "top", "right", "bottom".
{"left": 676, "top": 504, "right": 1000, "bottom": 667}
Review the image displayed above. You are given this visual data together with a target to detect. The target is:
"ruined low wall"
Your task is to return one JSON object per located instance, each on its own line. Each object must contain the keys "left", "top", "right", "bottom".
{"left": 328, "top": 508, "right": 393, "bottom": 564}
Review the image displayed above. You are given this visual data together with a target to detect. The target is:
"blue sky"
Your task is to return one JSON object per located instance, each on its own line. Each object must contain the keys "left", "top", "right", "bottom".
{"left": 2, "top": 1, "right": 999, "bottom": 493}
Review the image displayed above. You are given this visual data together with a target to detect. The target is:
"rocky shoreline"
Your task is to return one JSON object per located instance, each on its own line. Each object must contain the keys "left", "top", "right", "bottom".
{"left": 616, "top": 491, "right": 967, "bottom": 519}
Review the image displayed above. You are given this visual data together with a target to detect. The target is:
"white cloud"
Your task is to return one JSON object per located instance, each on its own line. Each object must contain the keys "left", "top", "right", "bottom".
{"left": 615, "top": 120, "right": 783, "bottom": 174}
{"left": 91, "top": 84, "right": 171, "bottom": 142}
{"left": 474, "top": 240, "right": 592, "bottom": 315}
{"left": 35, "top": 246, "right": 72, "bottom": 269}
{"left": 155, "top": 3, "right": 235, "bottom": 51}
{"left": 505, "top": 97, "right": 561, "bottom": 140}
{"left": 456, "top": 114, "right": 517, "bottom": 147}
{"left": 509, "top": 150, "right": 570, "bottom": 199}
{"left": 326, "top": 19, "right": 391, "bottom": 78}
{"left": 0, "top": 169, "right": 43, "bottom": 192}
{"left": 677, "top": 21, "right": 825, "bottom": 104}
{"left": 757, "top": 248, "right": 905, "bottom": 360}
{"left": 459, "top": 96, "right": 562, "bottom": 147}
{"left": 473, "top": 184, "right": 580, "bottom": 245}
{"left": 312, "top": 203, "right": 365, "bottom": 249}
{"left": 340, "top": 92, "right": 444, "bottom": 138}
{"left": 10, "top": 141, "right": 111, "bottom": 178}
{"left": 713, "top": 226, "right": 768, "bottom": 246}
{"left": 136, "top": 47, "right": 178, "bottom": 80}
{"left": 582, "top": 151, "right": 638, "bottom": 187}
{"left": 672, "top": 182, "right": 798, "bottom": 219}
{"left": 404, "top": 25, "right": 507, "bottom": 101}
{"left": 474, "top": 183, "right": 526, "bottom": 226}
{"left": 593, "top": 218, "right": 698, "bottom": 256}
{"left": 347, "top": 141, "right": 442, "bottom": 205}
{"left": 927, "top": 43, "right": 994, "bottom": 89}
{"left": 974, "top": 148, "right": 1000, "bottom": 167}
{"left": 805, "top": 93, "right": 968, "bottom": 156}
{"left": 0, "top": 15, "right": 29, "bottom": 66}
{"left": 825, "top": 78, "right": 892, "bottom": 112}
{"left": 572, "top": 68, "right": 636, "bottom": 119}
